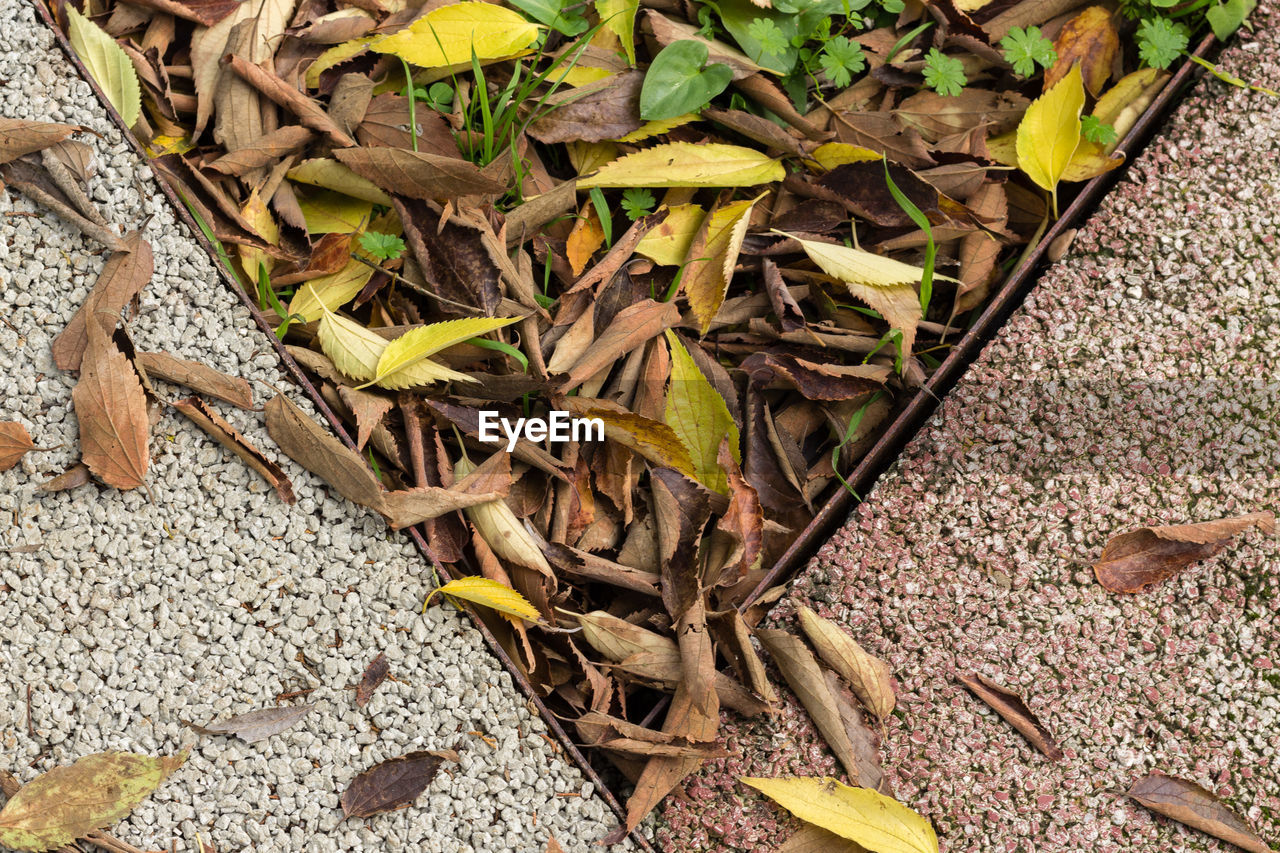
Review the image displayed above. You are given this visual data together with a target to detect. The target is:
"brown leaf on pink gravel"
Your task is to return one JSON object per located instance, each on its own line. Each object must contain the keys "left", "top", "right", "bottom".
{"left": 355, "top": 652, "right": 389, "bottom": 708}
{"left": 824, "top": 669, "right": 888, "bottom": 794}
{"left": 779, "top": 824, "right": 869, "bottom": 852}
{"left": 0, "top": 422, "right": 36, "bottom": 472}
{"left": 172, "top": 396, "right": 296, "bottom": 504}
{"left": 73, "top": 327, "right": 150, "bottom": 491}
{"left": 53, "top": 232, "right": 153, "bottom": 372}
{"left": 796, "top": 606, "right": 895, "bottom": 719}
{"left": 1094, "top": 512, "right": 1275, "bottom": 594}
{"left": 959, "top": 672, "right": 1063, "bottom": 761}
{"left": 136, "top": 352, "right": 254, "bottom": 409}
{"left": 1127, "top": 771, "right": 1274, "bottom": 853}
{"left": 341, "top": 751, "right": 456, "bottom": 818}
{"left": 0, "top": 118, "right": 78, "bottom": 165}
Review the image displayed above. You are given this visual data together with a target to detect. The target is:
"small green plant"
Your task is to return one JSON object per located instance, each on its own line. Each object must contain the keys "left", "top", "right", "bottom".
{"left": 999, "top": 26, "right": 1056, "bottom": 77}
{"left": 1081, "top": 115, "right": 1118, "bottom": 145}
{"left": 507, "top": 0, "right": 588, "bottom": 35}
{"left": 747, "top": 17, "right": 790, "bottom": 62}
{"left": 620, "top": 188, "right": 655, "bottom": 221}
{"left": 817, "top": 35, "right": 866, "bottom": 87}
{"left": 359, "top": 231, "right": 406, "bottom": 262}
{"left": 1136, "top": 17, "right": 1189, "bottom": 69}
{"left": 922, "top": 48, "right": 965, "bottom": 96}
{"left": 640, "top": 40, "right": 734, "bottom": 120}
{"left": 416, "top": 81, "right": 455, "bottom": 112}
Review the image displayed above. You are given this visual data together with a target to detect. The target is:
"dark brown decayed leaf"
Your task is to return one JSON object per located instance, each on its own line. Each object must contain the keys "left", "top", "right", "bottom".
{"left": 959, "top": 672, "right": 1063, "bottom": 761}
{"left": 335, "top": 147, "right": 507, "bottom": 201}
{"left": 172, "top": 396, "right": 296, "bottom": 504}
{"left": 742, "top": 352, "right": 887, "bottom": 400}
{"left": 0, "top": 118, "right": 77, "bottom": 165}
{"left": 818, "top": 161, "right": 958, "bottom": 228}
{"left": 761, "top": 258, "right": 805, "bottom": 333}
{"left": 341, "top": 752, "right": 456, "bottom": 818}
{"left": 0, "top": 422, "right": 36, "bottom": 472}
{"left": 265, "top": 394, "right": 386, "bottom": 513}
{"left": 125, "top": 0, "right": 241, "bottom": 26}
{"left": 73, "top": 329, "right": 150, "bottom": 491}
{"left": 186, "top": 704, "right": 316, "bottom": 743}
{"left": 137, "top": 352, "right": 254, "bottom": 409}
{"left": 53, "top": 232, "right": 153, "bottom": 372}
{"left": 528, "top": 72, "right": 644, "bottom": 144}
{"left": 1127, "top": 772, "right": 1273, "bottom": 853}
{"left": 355, "top": 653, "right": 390, "bottom": 707}
{"left": 1094, "top": 512, "right": 1275, "bottom": 593}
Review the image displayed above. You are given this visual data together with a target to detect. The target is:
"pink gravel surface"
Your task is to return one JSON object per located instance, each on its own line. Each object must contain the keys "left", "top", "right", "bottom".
{"left": 652, "top": 9, "right": 1280, "bottom": 853}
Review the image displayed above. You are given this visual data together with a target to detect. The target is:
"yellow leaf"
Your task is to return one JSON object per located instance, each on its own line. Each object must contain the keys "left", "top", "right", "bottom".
{"left": 634, "top": 204, "right": 705, "bottom": 266}
{"left": 371, "top": 2, "right": 541, "bottom": 69}
{"left": 1060, "top": 139, "right": 1124, "bottom": 182}
{"left": 567, "top": 141, "right": 620, "bottom": 175}
{"left": 741, "top": 776, "right": 938, "bottom": 853}
{"left": 809, "top": 142, "right": 883, "bottom": 171}
{"left": 984, "top": 130, "right": 1017, "bottom": 168}
{"left": 287, "top": 254, "right": 376, "bottom": 322}
{"left": 1015, "top": 63, "right": 1085, "bottom": 216}
{"left": 67, "top": 6, "right": 141, "bottom": 128}
{"left": 428, "top": 576, "right": 542, "bottom": 622}
{"left": 578, "top": 142, "right": 785, "bottom": 189}
{"left": 236, "top": 189, "right": 280, "bottom": 279}
{"left": 305, "top": 38, "right": 374, "bottom": 90}
{"left": 1093, "top": 68, "right": 1169, "bottom": 153}
{"left": 684, "top": 196, "right": 759, "bottom": 334}
{"left": 144, "top": 133, "right": 193, "bottom": 158}
{"left": 288, "top": 159, "right": 393, "bottom": 205}
{"left": 566, "top": 203, "right": 606, "bottom": 276}
{"left": 371, "top": 316, "right": 520, "bottom": 389}
{"left": 296, "top": 188, "right": 373, "bottom": 235}
{"left": 560, "top": 65, "right": 614, "bottom": 87}
{"left": 317, "top": 304, "right": 387, "bottom": 382}
{"left": 665, "top": 330, "right": 739, "bottom": 493}
{"left": 616, "top": 113, "right": 698, "bottom": 143}
{"left": 596, "top": 0, "right": 640, "bottom": 64}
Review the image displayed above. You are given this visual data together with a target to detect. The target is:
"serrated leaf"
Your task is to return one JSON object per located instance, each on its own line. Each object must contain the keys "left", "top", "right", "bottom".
{"left": 317, "top": 306, "right": 387, "bottom": 382}
{"left": 370, "top": 2, "right": 541, "bottom": 69}
{"left": 578, "top": 142, "right": 784, "bottom": 188}
{"left": 371, "top": 316, "right": 519, "bottom": 389}
{"left": 741, "top": 776, "right": 938, "bottom": 853}
{"left": 683, "top": 196, "right": 758, "bottom": 334}
{"left": 287, "top": 255, "right": 377, "bottom": 323}
{"left": 665, "top": 330, "right": 739, "bottom": 493}
{"left": 0, "top": 752, "right": 185, "bottom": 852}
{"left": 429, "top": 576, "right": 541, "bottom": 622}
{"left": 67, "top": 6, "right": 141, "bottom": 128}
{"left": 1015, "top": 63, "right": 1084, "bottom": 215}
{"left": 810, "top": 142, "right": 883, "bottom": 171}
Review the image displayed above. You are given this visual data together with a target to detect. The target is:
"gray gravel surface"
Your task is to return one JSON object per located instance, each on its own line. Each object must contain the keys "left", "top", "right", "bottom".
{"left": 0, "top": 4, "right": 631, "bottom": 851}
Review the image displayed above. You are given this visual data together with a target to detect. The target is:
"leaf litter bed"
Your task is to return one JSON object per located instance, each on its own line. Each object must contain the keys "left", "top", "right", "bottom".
{"left": 1, "top": 0, "right": 1273, "bottom": 847}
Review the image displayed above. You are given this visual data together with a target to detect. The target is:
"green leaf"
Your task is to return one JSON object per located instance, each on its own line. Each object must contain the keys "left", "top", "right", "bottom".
{"left": 1207, "top": 0, "right": 1255, "bottom": 40}
{"left": 358, "top": 231, "right": 406, "bottom": 261}
{"left": 999, "top": 26, "right": 1057, "bottom": 78}
{"left": 747, "top": 18, "right": 790, "bottom": 62}
{"left": 1137, "top": 18, "right": 1188, "bottom": 70}
{"left": 1080, "top": 115, "right": 1118, "bottom": 145}
{"left": 597, "top": 0, "right": 641, "bottom": 63}
{"left": 371, "top": 316, "right": 520, "bottom": 389}
{"left": 922, "top": 48, "right": 966, "bottom": 97}
{"left": 620, "top": 187, "right": 656, "bottom": 220}
{"left": 640, "top": 40, "right": 734, "bottom": 120}
{"left": 66, "top": 5, "right": 141, "bottom": 128}
{"left": 664, "top": 330, "right": 739, "bottom": 493}
{"left": 818, "top": 36, "right": 866, "bottom": 88}
{"left": 508, "top": 0, "right": 589, "bottom": 36}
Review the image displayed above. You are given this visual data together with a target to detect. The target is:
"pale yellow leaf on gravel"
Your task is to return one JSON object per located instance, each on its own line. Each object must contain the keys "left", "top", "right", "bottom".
{"left": 429, "top": 577, "right": 542, "bottom": 622}
{"left": 684, "top": 196, "right": 759, "bottom": 334}
{"left": 371, "top": 316, "right": 520, "bottom": 389}
{"left": 665, "top": 330, "right": 739, "bottom": 493}
{"left": 741, "top": 776, "right": 938, "bottom": 853}
{"left": 578, "top": 142, "right": 785, "bottom": 188}
{"left": 1015, "top": 63, "right": 1085, "bottom": 210}
{"left": 371, "top": 3, "right": 541, "bottom": 69}
{"left": 67, "top": 6, "right": 141, "bottom": 128}
{"left": 634, "top": 204, "right": 705, "bottom": 266}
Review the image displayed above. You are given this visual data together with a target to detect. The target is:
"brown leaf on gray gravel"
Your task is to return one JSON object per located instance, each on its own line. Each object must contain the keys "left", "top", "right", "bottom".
{"left": 341, "top": 751, "right": 456, "bottom": 818}
{"left": 545, "top": 837, "right": 566, "bottom": 853}
{"left": 186, "top": 703, "right": 316, "bottom": 743}
{"left": 0, "top": 422, "right": 36, "bottom": 472}
{"left": 265, "top": 393, "right": 386, "bottom": 512}
{"left": 355, "top": 652, "right": 389, "bottom": 708}
{"left": 335, "top": 147, "right": 506, "bottom": 201}
{"left": 73, "top": 327, "right": 150, "bottom": 491}
{"left": 53, "top": 232, "right": 153, "bottom": 372}
{"left": 959, "top": 672, "right": 1063, "bottom": 761}
{"left": 378, "top": 452, "right": 510, "bottom": 530}
{"left": 38, "top": 463, "right": 92, "bottom": 493}
{"left": 796, "top": 606, "right": 896, "bottom": 719}
{"left": 1094, "top": 512, "right": 1276, "bottom": 594}
{"left": 1127, "top": 771, "right": 1274, "bottom": 853}
{"left": 172, "top": 396, "right": 296, "bottom": 504}
{"left": 0, "top": 118, "right": 77, "bottom": 165}
{"left": 137, "top": 352, "right": 254, "bottom": 409}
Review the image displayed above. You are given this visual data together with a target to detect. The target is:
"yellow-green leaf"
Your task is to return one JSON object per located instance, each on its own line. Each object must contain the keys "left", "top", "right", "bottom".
{"left": 809, "top": 142, "right": 883, "bottom": 171}
{"left": 287, "top": 254, "right": 376, "bottom": 322}
{"left": 634, "top": 203, "right": 705, "bottom": 266}
{"left": 317, "top": 305, "right": 387, "bottom": 382}
{"left": 371, "top": 316, "right": 520, "bottom": 389}
{"left": 616, "top": 113, "right": 698, "bottom": 143}
{"left": 578, "top": 142, "right": 785, "bottom": 189}
{"left": 0, "top": 751, "right": 185, "bottom": 852}
{"left": 428, "top": 576, "right": 541, "bottom": 622}
{"left": 596, "top": 0, "right": 640, "bottom": 64}
{"left": 684, "top": 196, "right": 758, "bottom": 334}
{"left": 295, "top": 188, "right": 373, "bottom": 235}
{"left": 665, "top": 330, "right": 739, "bottom": 493}
{"left": 741, "top": 776, "right": 938, "bottom": 853}
{"left": 371, "top": 2, "right": 541, "bottom": 69}
{"left": 305, "top": 38, "right": 374, "bottom": 90}
{"left": 1014, "top": 63, "right": 1085, "bottom": 215}
{"left": 288, "top": 159, "right": 393, "bottom": 206}
{"left": 67, "top": 6, "right": 141, "bottom": 128}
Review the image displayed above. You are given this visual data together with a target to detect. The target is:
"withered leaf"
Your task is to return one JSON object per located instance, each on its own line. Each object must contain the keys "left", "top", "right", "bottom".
{"left": 355, "top": 652, "right": 389, "bottom": 708}
{"left": 186, "top": 704, "right": 316, "bottom": 743}
{"left": 265, "top": 394, "right": 386, "bottom": 513}
{"left": 137, "top": 352, "right": 253, "bottom": 409}
{"left": 959, "top": 672, "right": 1063, "bottom": 761}
{"left": 0, "top": 118, "right": 78, "bottom": 165}
{"left": 335, "top": 147, "right": 507, "bottom": 201}
{"left": 824, "top": 670, "right": 887, "bottom": 793}
{"left": 358, "top": 94, "right": 461, "bottom": 153}
{"left": 0, "top": 422, "right": 36, "bottom": 472}
{"left": 742, "top": 352, "right": 888, "bottom": 401}
{"left": 818, "top": 161, "right": 957, "bottom": 228}
{"left": 222, "top": 54, "right": 356, "bottom": 148}
{"left": 893, "top": 89, "right": 1028, "bottom": 142}
{"left": 1127, "top": 772, "right": 1273, "bottom": 853}
{"left": 53, "top": 232, "right": 153, "bottom": 372}
{"left": 205, "top": 126, "right": 315, "bottom": 177}
{"left": 528, "top": 72, "right": 645, "bottom": 144}
{"left": 125, "top": 0, "right": 241, "bottom": 26}
{"left": 1093, "top": 512, "right": 1275, "bottom": 594}
{"left": 762, "top": 258, "right": 805, "bottom": 333}
{"left": 796, "top": 606, "right": 896, "bottom": 719}
{"left": 560, "top": 299, "right": 682, "bottom": 390}
{"left": 73, "top": 330, "right": 150, "bottom": 491}
{"left": 172, "top": 396, "right": 296, "bottom": 504}
{"left": 337, "top": 385, "right": 394, "bottom": 452}
{"left": 544, "top": 542, "right": 662, "bottom": 597}
{"left": 1045, "top": 6, "right": 1119, "bottom": 96}
{"left": 779, "top": 824, "right": 869, "bottom": 853}
{"left": 955, "top": 181, "right": 1008, "bottom": 315}
{"left": 341, "top": 751, "right": 455, "bottom": 818}
{"left": 38, "top": 463, "right": 92, "bottom": 493}
{"left": 396, "top": 198, "right": 502, "bottom": 316}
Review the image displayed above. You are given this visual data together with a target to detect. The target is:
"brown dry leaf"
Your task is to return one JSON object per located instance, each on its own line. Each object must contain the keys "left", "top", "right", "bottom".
{"left": 53, "top": 232, "right": 153, "bottom": 372}
{"left": 796, "top": 606, "right": 895, "bottom": 718}
{"left": 544, "top": 542, "right": 661, "bottom": 597}
{"left": 560, "top": 300, "right": 682, "bottom": 390}
{"left": 528, "top": 71, "right": 645, "bottom": 144}
{"left": 757, "top": 628, "right": 865, "bottom": 785}
{"left": 714, "top": 441, "right": 764, "bottom": 582}
{"left": 337, "top": 385, "right": 394, "bottom": 452}
{"left": 958, "top": 672, "right": 1063, "bottom": 761}
{"left": 893, "top": 90, "right": 1027, "bottom": 142}
{"left": 1127, "top": 772, "right": 1273, "bottom": 853}
{"left": 817, "top": 161, "right": 961, "bottom": 229}
{"left": 683, "top": 196, "right": 757, "bottom": 335}
{"left": 779, "top": 824, "right": 869, "bottom": 853}
{"left": 1093, "top": 512, "right": 1275, "bottom": 593}
{"left": 335, "top": 147, "right": 507, "bottom": 202}
{"left": 0, "top": 422, "right": 36, "bottom": 472}
{"left": 762, "top": 258, "right": 805, "bottom": 333}
{"left": 73, "top": 327, "right": 150, "bottom": 491}
{"left": 205, "top": 126, "right": 315, "bottom": 177}
{"left": 545, "top": 837, "right": 566, "bottom": 853}
{"left": 341, "top": 751, "right": 456, "bottom": 818}
{"left": 566, "top": 202, "right": 607, "bottom": 277}
{"left": 136, "top": 352, "right": 253, "bottom": 409}
{"left": 38, "top": 463, "right": 92, "bottom": 493}
{"left": 222, "top": 54, "right": 356, "bottom": 148}
{"left": 1045, "top": 6, "right": 1119, "bottom": 96}
{"left": 0, "top": 119, "right": 78, "bottom": 165}
{"left": 824, "top": 670, "right": 887, "bottom": 793}
{"left": 186, "top": 704, "right": 316, "bottom": 743}
{"left": 264, "top": 394, "right": 386, "bottom": 513}
{"left": 172, "top": 396, "right": 296, "bottom": 504}
{"left": 742, "top": 353, "right": 887, "bottom": 401}
{"left": 355, "top": 652, "right": 390, "bottom": 707}
{"left": 955, "top": 181, "right": 1007, "bottom": 314}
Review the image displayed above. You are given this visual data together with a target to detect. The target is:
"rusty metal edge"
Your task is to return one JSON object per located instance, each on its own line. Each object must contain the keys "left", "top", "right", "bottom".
{"left": 24, "top": 1, "right": 648, "bottom": 847}
{"left": 743, "top": 32, "right": 1220, "bottom": 608}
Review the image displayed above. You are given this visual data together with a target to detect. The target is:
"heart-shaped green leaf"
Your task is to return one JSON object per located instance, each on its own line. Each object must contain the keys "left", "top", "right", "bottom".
{"left": 640, "top": 40, "right": 733, "bottom": 120}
